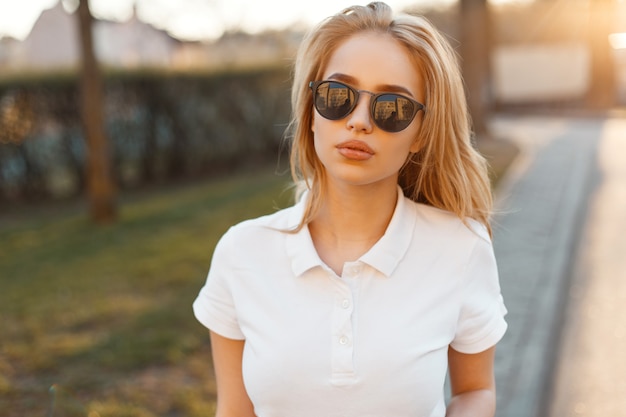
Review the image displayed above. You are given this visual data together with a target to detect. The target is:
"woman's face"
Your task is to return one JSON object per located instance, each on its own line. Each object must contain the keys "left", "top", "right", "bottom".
{"left": 311, "top": 31, "right": 425, "bottom": 191}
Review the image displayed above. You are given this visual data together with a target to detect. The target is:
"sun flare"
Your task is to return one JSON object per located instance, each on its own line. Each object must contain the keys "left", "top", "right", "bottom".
{"left": 609, "top": 33, "right": 626, "bottom": 50}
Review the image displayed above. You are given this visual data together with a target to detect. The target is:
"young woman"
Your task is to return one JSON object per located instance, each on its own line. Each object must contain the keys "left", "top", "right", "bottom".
{"left": 193, "top": 3, "right": 507, "bottom": 416}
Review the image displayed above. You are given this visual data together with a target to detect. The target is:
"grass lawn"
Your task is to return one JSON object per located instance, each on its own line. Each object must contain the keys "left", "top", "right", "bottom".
{"left": 0, "top": 168, "right": 294, "bottom": 417}
{"left": 0, "top": 139, "right": 517, "bottom": 417}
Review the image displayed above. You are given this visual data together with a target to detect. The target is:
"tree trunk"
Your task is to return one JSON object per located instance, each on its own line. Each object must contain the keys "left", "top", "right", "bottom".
{"left": 459, "top": 0, "right": 491, "bottom": 139}
{"left": 587, "top": 0, "right": 616, "bottom": 109}
{"left": 76, "top": 0, "right": 117, "bottom": 223}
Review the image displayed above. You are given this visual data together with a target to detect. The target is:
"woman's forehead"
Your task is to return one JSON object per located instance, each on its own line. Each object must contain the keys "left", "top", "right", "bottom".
{"left": 321, "top": 32, "right": 424, "bottom": 99}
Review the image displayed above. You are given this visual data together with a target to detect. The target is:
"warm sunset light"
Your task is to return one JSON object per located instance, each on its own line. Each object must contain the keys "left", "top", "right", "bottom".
{"left": 609, "top": 32, "right": 626, "bottom": 49}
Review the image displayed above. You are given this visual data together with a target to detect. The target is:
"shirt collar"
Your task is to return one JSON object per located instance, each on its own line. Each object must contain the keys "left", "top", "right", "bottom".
{"left": 285, "top": 186, "right": 416, "bottom": 278}
{"left": 285, "top": 195, "right": 325, "bottom": 277}
{"left": 359, "top": 186, "right": 415, "bottom": 277}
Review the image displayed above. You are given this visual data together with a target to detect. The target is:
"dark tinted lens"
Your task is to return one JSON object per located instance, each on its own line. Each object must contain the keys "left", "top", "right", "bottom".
{"left": 373, "top": 94, "right": 415, "bottom": 132}
{"left": 314, "top": 82, "right": 356, "bottom": 120}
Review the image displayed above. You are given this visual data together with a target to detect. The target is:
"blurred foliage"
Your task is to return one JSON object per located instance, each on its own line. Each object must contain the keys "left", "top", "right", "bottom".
{"left": 0, "top": 66, "right": 292, "bottom": 205}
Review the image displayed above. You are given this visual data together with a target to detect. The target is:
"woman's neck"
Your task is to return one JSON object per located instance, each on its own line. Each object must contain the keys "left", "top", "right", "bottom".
{"left": 308, "top": 181, "right": 398, "bottom": 275}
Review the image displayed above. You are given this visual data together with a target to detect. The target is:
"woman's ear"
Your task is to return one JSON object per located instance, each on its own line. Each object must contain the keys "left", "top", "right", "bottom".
{"left": 409, "top": 117, "right": 425, "bottom": 153}
{"left": 409, "top": 136, "right": 422, "bottom": 154}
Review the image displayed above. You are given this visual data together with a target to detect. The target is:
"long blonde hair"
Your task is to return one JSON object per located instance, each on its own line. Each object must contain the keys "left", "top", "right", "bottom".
{"left": 287, "top": 2, "right": 493, "bottom": 235}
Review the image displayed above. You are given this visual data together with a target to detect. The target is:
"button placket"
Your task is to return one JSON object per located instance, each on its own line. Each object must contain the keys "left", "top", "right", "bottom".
{"left": 330, "top": 276, "right": 355, "bottom": 384}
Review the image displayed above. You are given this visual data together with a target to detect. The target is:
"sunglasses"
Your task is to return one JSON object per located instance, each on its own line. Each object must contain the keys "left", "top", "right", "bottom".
{"left": 309, "top": 80, "right": 425, "bottom": 133}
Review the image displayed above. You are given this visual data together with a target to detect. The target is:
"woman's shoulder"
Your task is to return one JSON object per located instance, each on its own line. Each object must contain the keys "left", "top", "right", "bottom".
{"left": 405, "top": 198, "right": 491, "bottom": 243}
{"left": 224, "top": 203, "right": 302, "bottom": 239}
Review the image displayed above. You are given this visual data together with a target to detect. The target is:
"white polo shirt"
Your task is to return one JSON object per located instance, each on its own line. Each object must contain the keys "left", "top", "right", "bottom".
{"left": 193, "top": 187, "right": 507, "bottom": 417}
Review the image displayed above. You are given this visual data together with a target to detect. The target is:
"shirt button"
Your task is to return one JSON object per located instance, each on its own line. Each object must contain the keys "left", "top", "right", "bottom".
{"left": 341, "top": 299, "right": 350, "bottom": 309}
{"left": 339, "top": 336, "right": 349, "bottom": 345}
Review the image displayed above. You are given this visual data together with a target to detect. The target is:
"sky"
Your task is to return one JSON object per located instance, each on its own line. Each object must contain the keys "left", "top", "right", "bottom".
{"left": 0, "top": 0, "right": 533, "bottom": 42}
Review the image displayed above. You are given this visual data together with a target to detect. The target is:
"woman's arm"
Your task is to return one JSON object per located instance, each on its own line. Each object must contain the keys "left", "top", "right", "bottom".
{"left": 210, "top": 331, "right": 256, "bottom": 417}
{"left": 446, "top": 346, "right": 497, "bottom": 417}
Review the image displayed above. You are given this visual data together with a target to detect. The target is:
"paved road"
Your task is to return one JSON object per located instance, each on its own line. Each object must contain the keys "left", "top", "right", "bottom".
{"left": 547, "top": 117, "right": 626, "bottom": 417}
{"left": 486, "top": 115, "right": 611, "bottom": 417}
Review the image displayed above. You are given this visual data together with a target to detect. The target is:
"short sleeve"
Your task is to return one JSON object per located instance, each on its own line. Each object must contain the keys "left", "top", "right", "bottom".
{"left": 450, "top": 234, "right": 507, "bottom": 354}
{"left": 192, "top": 229, "right": 245, "bottom": 340}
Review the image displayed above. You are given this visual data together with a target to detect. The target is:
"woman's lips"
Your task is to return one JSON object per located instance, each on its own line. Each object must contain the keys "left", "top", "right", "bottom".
{"left": 336, "top": 140, "right": 374, "bottom": 161}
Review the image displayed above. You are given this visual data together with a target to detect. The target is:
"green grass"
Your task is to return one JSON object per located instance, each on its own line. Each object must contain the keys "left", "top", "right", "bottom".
{"left": 0, "top": 168, "right": 293, "bottom": 417}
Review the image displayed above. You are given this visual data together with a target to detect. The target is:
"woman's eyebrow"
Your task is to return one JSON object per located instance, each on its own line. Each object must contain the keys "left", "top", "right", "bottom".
{"left": 376, "top": 83, "right": 414, "bottom": 97}
{"left": 327, "top": 72, "right": 414, "bottom": 97}
{"left": 327, "top": 72, "right": 357, "bottom": 84}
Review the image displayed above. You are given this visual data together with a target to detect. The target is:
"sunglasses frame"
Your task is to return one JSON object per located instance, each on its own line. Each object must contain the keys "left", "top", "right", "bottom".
{"left": 309, "top": 80, "right": 426, "bottom": 133}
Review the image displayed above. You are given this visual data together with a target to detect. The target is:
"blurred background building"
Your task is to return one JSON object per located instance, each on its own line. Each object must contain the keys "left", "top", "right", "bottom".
{"left": 1, "top": 2, "right": 177, "bottom": 69}
{"left": 0, "top": 1, "right": 303, "bottom": 72}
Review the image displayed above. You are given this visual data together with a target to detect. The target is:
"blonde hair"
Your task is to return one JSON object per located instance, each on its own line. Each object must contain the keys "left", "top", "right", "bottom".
{"left": 287, "top": 2, "right": 494, "bottom": 235}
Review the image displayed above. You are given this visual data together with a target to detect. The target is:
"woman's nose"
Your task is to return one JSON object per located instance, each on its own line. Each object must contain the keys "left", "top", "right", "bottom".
{"left": 346, "top": 93, "right": 373, "bottom": 133}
